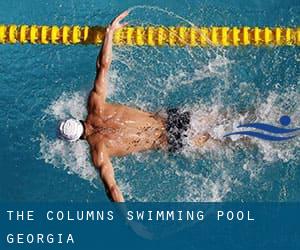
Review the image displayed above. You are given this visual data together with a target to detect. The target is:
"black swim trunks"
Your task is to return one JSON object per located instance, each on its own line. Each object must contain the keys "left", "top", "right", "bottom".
{"left": 166, "top": 108, "right": 191, "bottom": 153}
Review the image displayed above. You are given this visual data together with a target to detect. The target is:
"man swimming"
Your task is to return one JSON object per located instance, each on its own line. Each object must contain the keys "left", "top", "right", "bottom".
{"left": 58, "top": 11, "right": 210, "bottom": 202}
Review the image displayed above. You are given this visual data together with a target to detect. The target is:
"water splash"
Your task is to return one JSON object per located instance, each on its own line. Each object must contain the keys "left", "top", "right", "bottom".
{"left": 39, "top": 89, "right": 300, "bottom": 202}
{"left": 39, "top": 134, "right": 98, "bottom": 185}
{"left": 37, "top": 6, "right": 300, "bottom": 202}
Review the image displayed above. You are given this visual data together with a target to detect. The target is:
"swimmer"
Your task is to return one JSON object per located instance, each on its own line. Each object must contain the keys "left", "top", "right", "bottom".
{"left": 58, "top": 11, "right": 210, "bottom": 202}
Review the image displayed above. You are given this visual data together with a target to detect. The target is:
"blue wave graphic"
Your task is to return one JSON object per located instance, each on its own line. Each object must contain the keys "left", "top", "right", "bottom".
{"left": 224, "top": 131, "right": 297, "bottom": 141}
{"left": 224, "top": 116, "right": 299, "bottom": 141}
{"left": 237, "top": 123, "right": 300, "bottom": 134}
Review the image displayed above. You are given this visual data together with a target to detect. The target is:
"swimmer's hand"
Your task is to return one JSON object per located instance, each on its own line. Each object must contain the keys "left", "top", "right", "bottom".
{"left": 107, "top": 10, "right": 129, "bottom": 33}
{"left": 94, "top": 11, "right": 129, "bottom": 101}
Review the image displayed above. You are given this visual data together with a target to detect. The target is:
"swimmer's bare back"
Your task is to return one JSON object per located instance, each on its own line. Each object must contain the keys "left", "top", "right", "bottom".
{"left": 81, "top": 11, "right": 168, "bottom": 202}
{"left": 85, "top": 102, "right": 167, "bottom": 156}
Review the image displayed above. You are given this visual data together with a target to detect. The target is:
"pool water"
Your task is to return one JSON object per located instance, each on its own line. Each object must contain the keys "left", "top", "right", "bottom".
{"left": 0, "top": 0, "right": 299, "bottom": 202}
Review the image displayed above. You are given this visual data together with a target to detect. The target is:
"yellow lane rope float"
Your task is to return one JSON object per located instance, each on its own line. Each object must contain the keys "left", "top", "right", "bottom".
{"left": 0, "top": 24, "right": 299, "bottom": 46}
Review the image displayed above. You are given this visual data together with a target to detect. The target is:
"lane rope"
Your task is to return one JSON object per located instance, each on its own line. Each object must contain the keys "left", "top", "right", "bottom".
{"left": 0, "top": 25, "right": 299, "bottom": 46}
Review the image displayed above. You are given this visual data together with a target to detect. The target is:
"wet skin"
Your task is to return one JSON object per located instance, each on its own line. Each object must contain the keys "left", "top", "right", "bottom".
{"left": 84, "top": 94, "right": 168, "bottom": 157}
{"left": 80, "top": 11, "right": 209, "bottom": 202}
{"left": 79, "top": 11, "right": 162, "bottom": 203}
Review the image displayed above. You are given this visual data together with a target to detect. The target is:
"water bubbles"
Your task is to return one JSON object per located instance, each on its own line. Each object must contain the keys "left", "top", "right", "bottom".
{"left": 38, "top": 6, "right": 299, "bottom": 202}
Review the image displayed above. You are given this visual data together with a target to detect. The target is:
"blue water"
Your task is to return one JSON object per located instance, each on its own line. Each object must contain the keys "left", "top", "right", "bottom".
{"left": 0, "top": 0, "right": 299, "bottom": 202}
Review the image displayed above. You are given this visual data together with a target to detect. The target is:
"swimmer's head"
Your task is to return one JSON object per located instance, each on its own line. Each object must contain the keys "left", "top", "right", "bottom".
{"left": 57, "top": 118, "right": 84, "bottom": 142}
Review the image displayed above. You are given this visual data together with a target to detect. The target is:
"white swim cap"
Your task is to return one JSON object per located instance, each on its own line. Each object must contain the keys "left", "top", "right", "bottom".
{"left": 58, "top": 118, "right": 84, "bottom": 142}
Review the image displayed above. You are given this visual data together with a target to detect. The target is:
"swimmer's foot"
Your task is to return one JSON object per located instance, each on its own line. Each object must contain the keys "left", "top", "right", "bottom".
{"left": 193, "top": 133, "right": 210, "bottom": 147}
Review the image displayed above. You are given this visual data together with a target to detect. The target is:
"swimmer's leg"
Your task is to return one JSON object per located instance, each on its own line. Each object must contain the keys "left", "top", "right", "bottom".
{"left": 192, "top": 133, "right": 254, "bottom": 148}
{"left": 190, "top": 107, "right": 259, "bottom": 148}
{"left": 190, "top": 115, "right": 216, "bottom": 147}
{"left": 192, "top": 132, "right": 211, "bottom": 147}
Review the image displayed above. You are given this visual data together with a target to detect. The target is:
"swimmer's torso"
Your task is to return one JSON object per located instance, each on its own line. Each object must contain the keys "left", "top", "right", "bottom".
{"left": 85, "top": 92, "right": 167, "bottom": 156}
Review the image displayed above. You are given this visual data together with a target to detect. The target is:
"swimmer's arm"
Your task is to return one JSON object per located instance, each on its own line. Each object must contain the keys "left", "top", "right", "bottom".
{"left": 92, "top": 144, "right": 125, "bottom": 202}
{"left": 94, "top": 11, "right": 129, "bottom": 99}
{"left": 93, "top": 30, "right": 112, "bottom": 99}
